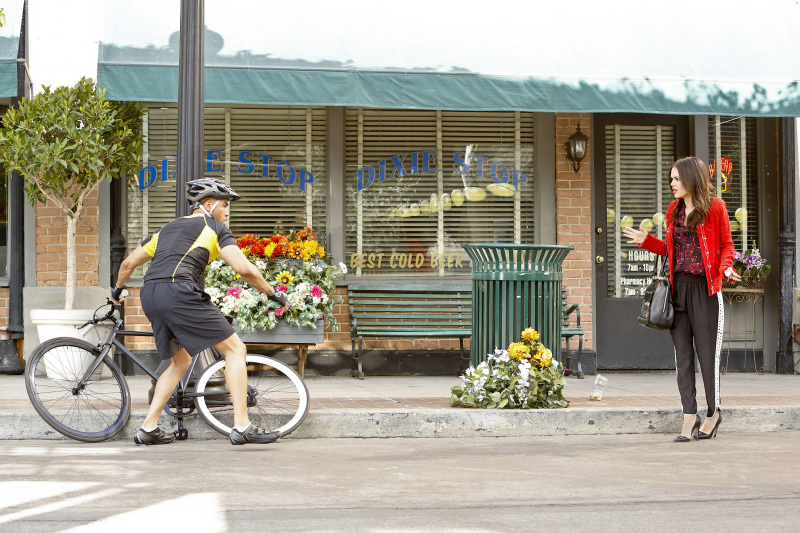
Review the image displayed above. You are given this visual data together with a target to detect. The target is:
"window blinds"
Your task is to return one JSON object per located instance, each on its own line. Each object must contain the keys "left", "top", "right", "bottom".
{"left": 344, "top": 108, "right": 535, "bottom": 277}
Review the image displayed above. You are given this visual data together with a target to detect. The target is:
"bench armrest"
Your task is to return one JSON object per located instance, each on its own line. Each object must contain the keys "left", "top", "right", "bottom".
{"left": 563, "top": 304, "right": 581, "bottom": 327}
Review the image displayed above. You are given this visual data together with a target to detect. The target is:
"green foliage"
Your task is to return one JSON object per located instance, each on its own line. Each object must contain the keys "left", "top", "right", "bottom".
{"left": 0, "top": 77, "right": 144, "bottom": 213}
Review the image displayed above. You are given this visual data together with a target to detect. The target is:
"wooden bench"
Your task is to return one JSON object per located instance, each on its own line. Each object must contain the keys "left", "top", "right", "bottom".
{"left": 561, "top": 287, "right": 586, "bottom": 378}
{"left": 349, "top": 282, "right": 472, "bottom": 379}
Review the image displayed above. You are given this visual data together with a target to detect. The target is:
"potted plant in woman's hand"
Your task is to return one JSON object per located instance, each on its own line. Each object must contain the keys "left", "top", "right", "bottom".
{"left": 0, "top": 77, "right": 144, "bottom": 345}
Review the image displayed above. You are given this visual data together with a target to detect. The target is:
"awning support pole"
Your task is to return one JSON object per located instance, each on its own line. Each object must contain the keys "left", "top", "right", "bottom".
{"left": 176, "top": 0, "right": 204, "bottom": 218}
{"left": 777, "top": 117, "right": 796, "bottom": 374}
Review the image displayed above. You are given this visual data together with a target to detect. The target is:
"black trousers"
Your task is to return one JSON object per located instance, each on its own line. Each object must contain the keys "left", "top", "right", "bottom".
{"left": 669, "top": 274, "right": 724, "bottom": 417}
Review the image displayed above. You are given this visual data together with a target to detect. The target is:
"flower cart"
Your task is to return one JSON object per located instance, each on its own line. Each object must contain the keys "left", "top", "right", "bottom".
{"left": 205, "top": 228, "right": 346, "bottom": 377}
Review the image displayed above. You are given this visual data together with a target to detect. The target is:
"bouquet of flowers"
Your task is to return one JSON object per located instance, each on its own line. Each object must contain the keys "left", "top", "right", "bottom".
{"left": 450, "top": 328, "right": 568, "bottom": 409}
{"left": 204, "top": 227, "right": 347, "bottom": 333}
{"left": 731, "top": 243, "right": 771, "bottom": 285}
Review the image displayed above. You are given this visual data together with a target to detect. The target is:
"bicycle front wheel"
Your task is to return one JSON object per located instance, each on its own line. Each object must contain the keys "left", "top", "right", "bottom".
{"left": 195, "top": 354, "right": 310, "bottom": 437}
{"left": 25, "top": 337, "right": 131, "bottom": 442}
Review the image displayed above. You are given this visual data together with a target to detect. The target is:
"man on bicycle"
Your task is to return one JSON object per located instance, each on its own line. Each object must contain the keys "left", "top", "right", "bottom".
{"left": 112, "top": 178, "right": 288, "bottom": 446}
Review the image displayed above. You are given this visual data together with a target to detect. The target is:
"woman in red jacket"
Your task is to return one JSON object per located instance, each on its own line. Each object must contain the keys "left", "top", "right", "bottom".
{"left": 624, "top": 156, "right": 740, "bottom": 442}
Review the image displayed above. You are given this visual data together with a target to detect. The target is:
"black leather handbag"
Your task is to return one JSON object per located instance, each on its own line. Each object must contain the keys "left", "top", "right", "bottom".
{"left": 637, "top": 256, "right": 673, "bottom": 330}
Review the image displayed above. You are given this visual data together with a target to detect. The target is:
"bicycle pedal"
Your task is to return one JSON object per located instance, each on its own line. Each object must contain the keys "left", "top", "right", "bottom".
{"left": 174, "top": 429, "right": 189, "bottom": 441}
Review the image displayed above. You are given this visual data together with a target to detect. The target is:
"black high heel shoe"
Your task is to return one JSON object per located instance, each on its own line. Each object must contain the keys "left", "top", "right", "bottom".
{"left": 674, "top": 415, "right": 701, "bottom": 442}
{"left": 697, "top": 410, "right": 722, "bottom": 439}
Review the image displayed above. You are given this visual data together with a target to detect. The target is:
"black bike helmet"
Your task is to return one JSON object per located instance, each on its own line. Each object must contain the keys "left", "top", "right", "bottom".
{"left": 185, "top": 178, "right": 241, "bottom": 206}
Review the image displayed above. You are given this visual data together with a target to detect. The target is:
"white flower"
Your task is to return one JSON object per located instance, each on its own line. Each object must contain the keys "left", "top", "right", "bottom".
{"left": 339, "top": 262, "right": 348, "bottom": 274}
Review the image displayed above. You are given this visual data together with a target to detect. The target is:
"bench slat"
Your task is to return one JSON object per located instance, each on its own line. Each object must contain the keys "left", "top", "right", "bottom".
{"left": 350, "top": 299, "right": 471, "bottom": 306}
{"left": 358, "top": 319, "right": 472, "bottom": 328}
{"left": 349, "top": 292, "right": 471, "bottom": 299}
{"left": 348, "top": 283, "right": 472, "bottom": 292}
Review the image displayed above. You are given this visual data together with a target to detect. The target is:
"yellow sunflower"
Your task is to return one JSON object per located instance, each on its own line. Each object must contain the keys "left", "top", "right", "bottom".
{"left": 507, "top": 342, "right": 531, "bottom": 361}
{"left": 276, "top": 271, "right": 294, "bottom": 285}
{"left": 264, "top": 242, "right": 277, "bottom": 259}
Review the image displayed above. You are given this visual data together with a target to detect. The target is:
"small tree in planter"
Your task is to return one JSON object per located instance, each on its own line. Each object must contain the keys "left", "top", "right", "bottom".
{"left": 0, "top": 77, "right": 144, "bottom": 309}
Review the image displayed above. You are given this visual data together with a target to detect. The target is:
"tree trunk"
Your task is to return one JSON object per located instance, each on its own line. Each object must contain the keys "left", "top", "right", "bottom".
{"left": 65, "top": 215, "right": 77, "bottom": 310}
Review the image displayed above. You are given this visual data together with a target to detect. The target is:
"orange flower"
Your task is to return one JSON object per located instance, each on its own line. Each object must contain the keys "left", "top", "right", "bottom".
{"left": 271, "top": 244, "right": 284, "bottom": 258}
{"left": 237, "top": 234, "right": 259, "bottom": 248}
{"left": 297, "top": 229, "right": 308, "bottom": 239}
{"left": 250, "top": 241, "right": 266, "bottom": 257}
{"left": 270, "top": 233, "right": 283, "bottom": 244}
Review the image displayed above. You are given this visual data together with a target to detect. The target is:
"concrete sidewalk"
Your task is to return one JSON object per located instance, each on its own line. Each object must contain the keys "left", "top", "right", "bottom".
{"left": 1, "top": 372, "right": 799, "bottom": 441}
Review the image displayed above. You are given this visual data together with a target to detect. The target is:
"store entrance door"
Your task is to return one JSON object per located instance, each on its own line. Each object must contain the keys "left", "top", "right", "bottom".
{"left": 593, "top": 115, "right": 690, "bottom": 369}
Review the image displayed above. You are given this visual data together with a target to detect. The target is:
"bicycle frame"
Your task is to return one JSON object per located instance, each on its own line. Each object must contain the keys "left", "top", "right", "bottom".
{"left": 77, "top": 307, "right": 230, "bottom": 412}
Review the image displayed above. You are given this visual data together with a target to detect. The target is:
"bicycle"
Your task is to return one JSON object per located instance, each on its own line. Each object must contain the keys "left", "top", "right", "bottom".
{"left": 24, "top": 300, "right": 310, "bottom": 443}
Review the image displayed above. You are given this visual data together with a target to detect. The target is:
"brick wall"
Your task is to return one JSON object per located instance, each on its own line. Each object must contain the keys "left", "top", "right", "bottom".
{"left": 36, "top": 190, "right": 100, "bottom": 286}
{"left": 556, "top": 113, "right": 594, "bottom": 350}
{"left": 0, "top": 287, "right": 8, "bottom": 329}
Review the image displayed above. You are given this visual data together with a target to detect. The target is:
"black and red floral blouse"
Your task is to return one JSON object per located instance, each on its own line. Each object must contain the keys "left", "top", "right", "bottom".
{"left": 672, "top": 203, "right": 705, "bottom": 276}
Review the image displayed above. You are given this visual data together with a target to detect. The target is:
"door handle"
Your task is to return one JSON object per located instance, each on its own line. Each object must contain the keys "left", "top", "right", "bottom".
{"left": 596, "top": 256, "right": 605, "bottom": 264}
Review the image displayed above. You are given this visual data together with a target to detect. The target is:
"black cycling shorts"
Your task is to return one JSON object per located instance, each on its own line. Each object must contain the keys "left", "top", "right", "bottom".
{"left": 140, "top": 282, "right": 235, "bottom": 360}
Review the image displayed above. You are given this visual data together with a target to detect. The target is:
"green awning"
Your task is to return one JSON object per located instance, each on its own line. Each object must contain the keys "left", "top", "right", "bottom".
{"left": 98, "top": 0, "right": 800, "bottom": 117}
{"left": 0, "top": 1, "right": 23, "bottom": 98}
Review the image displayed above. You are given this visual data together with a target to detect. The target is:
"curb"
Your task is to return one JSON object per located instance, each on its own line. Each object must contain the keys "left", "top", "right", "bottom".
{"left": 3, "top": 406, "right": 799, "bottom": 442}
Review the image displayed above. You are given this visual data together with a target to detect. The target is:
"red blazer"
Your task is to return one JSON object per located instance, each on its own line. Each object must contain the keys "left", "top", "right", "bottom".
{"left": 639, "top": 198, "right": 735, "bottom": 296}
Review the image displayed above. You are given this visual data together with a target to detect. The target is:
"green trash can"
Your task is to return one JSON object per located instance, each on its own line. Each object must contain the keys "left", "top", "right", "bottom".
{"left": 463, "top": 244, "right": 573, "bottom": 366}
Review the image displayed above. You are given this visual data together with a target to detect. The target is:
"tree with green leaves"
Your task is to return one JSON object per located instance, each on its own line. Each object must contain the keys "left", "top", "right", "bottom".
{"left": 0, "top": 77, "right": 145, "bottom": 308}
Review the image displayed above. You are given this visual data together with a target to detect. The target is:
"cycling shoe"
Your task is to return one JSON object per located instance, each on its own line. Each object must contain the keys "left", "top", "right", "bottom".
{"left": 133, "top": 426, "right": 175, "bottom": 445}
{"left": 230, "top": 424, "right": 280, "bottom": 445}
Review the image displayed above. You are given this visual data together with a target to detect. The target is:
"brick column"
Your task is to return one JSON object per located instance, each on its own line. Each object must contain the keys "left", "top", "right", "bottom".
{"left": 556, "top": 113, "right": 593, "bottom": 350}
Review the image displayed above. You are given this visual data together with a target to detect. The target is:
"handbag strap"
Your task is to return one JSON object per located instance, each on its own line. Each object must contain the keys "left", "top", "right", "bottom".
{"left": 653, "top": 254, "right": 669, "bottom": 279}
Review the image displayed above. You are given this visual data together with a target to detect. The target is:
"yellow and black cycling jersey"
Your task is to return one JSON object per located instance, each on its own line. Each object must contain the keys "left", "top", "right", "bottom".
{"left": 141, "top": 213, "right": 237, "bottom": 286}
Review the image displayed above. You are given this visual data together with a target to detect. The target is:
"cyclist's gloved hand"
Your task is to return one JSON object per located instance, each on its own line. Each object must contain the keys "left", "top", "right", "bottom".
{"left": 267, "top": 291, "right": 287, "bottom": 307}
{"left": 111, "top": 286, "right": 128, "bottom": 303}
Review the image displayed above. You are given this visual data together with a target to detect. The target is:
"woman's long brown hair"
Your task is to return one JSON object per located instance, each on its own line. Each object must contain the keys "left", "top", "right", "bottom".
{"left": 669, "top": 156, "right": 716, "bottom": 232}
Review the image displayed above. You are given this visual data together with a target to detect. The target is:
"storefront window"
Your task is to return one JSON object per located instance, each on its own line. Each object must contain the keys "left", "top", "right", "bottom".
{"left": 345, "top": 109, "right": 535, "bottom": 277}
{"left": 127, "top": 104, "right": 327, "bottom": 278}
{"left": 708, "top": 116, "right": 758, "bottom": 253}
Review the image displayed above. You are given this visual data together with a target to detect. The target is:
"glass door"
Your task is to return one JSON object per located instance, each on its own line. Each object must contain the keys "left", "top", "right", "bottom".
{"left": 594, "top": 115, "right": 689, "bottom": 369}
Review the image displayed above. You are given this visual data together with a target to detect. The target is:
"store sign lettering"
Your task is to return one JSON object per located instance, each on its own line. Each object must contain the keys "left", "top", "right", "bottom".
{"left": 356, "top": 151, "right": 528, "bottom": 192}
{"left": 138, "top": 151, "right": 316, "bottom": 192}
{"left": 350, "top": 252, "right": 468, "bottom": 269}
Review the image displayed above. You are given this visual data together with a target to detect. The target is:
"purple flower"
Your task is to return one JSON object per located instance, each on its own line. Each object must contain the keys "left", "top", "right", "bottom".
{"left": 743, "top": 255, "right": 758, "bottom": 270}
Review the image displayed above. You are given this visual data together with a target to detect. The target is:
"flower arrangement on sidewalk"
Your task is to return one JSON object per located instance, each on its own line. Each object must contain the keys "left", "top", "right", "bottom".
{"left": 204, "top": 227, "right": 347, "bottom": 333}
{"left": 450, "top": 328, "right": 568, "bottom": 409}
{"left": 729, "top": 243, "right": 771, "bottom": 287}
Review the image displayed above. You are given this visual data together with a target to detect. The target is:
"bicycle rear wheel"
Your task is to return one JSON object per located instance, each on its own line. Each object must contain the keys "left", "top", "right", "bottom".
{"left": 195, "top": 354, "right": 309, "bottom": 437}
{"left": 25, "top": 337, "right": 131, "bottom": 442}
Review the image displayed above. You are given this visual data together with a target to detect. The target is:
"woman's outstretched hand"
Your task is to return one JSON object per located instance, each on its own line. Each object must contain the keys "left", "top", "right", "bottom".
{"left": 622, "top": 226, "right": 649, "bottom": 245}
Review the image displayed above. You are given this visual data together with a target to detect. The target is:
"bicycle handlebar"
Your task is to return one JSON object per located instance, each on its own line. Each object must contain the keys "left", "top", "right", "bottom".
{"left": 77, "top": 299, "right": 121, "bottom": 330}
